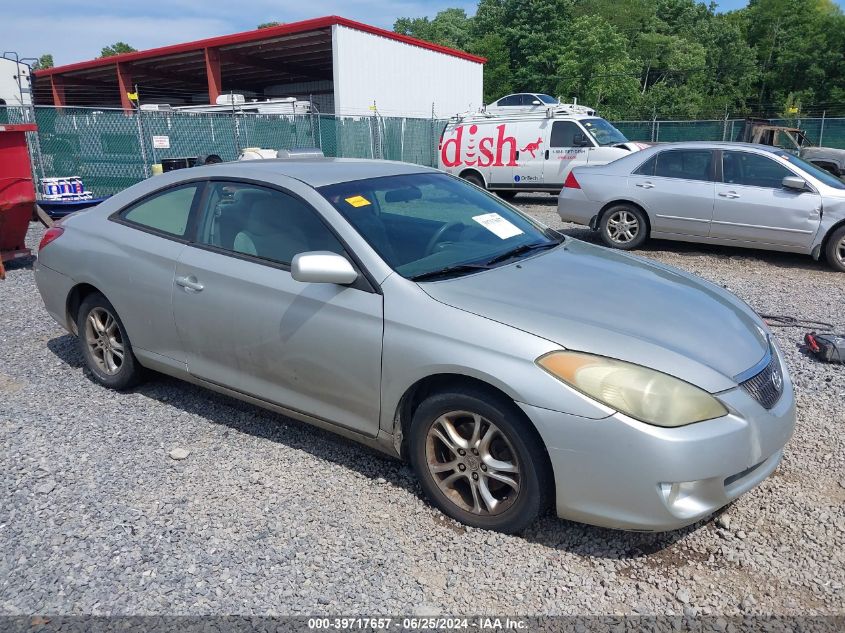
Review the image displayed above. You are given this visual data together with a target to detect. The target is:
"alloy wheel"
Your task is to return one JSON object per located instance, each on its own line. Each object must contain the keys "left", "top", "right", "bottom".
{"left": 837, "top": 235, "right": 845, "bottom": 267}
{"left": 425, "top": 410, "right": 521, "bottom": 515}
{"left": 606, "top": 210, "right": 640, "bottom": 244}
{"left": 84, "top": 306, "right": 125, "bottom": 375}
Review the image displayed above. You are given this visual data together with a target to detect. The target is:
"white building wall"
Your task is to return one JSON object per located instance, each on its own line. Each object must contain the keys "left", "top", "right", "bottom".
{"left": 332, "top": 25, "right": 483, "bottom": 118}
{"left": 0, "top": 58, "right": 32, "bottom": 107}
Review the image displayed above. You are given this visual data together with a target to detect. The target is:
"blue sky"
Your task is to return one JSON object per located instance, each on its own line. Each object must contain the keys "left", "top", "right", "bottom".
{"left": 2, "top": 0, "right": 842, "bottom": 67}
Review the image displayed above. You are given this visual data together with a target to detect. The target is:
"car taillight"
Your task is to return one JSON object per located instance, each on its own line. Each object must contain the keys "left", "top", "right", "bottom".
{"left": 38, "top": 226, "right": 65, "bottom": 251}
{"left": 564, "top": 172, "right": 581, "bottom": 189}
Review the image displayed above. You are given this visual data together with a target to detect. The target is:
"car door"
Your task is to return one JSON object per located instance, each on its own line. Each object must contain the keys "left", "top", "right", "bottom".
{"left": 544, "top": 120, "right": 591, "bottom": 188}
{"left": 512, "top": 119, "right": 551, "bottom": 188}
{"left": 711, "top": 150, "right": 822, "bottom": 249}
{"left": 107, "top": 182, "right": 202, "bottom": 363}
{"left": 627, "top": 149, "right": 716, "bottom": 237}
{"left": 171, "top": 180, "right": 384, "bottom": 436}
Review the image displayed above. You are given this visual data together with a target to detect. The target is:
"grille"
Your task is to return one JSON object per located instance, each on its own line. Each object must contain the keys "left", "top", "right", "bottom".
{"left": 740, "top": 354, "right": 783, "bottom": 409}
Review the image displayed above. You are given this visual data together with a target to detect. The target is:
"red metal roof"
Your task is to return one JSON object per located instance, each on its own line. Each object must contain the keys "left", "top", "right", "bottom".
{"left": 34, "top": 15, "right": 486, "bottom": 78}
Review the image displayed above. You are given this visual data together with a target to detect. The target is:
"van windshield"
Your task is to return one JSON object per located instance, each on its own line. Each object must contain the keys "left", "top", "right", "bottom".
{"left": 582, "top": 118, "right": 628, "bottom": 146}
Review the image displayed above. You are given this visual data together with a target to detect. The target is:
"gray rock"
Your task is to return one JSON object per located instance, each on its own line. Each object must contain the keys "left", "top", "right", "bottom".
{"left": 168, "top": 448, "right": 190, "bottom": 461}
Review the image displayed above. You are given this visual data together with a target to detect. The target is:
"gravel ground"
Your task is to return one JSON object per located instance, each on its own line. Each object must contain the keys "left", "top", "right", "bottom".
{"left": 2, "top": 203, "right": 844, "bottom": 617}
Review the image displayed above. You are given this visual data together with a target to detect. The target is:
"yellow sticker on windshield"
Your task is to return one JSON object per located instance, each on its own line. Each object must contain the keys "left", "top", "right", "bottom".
{"left": 345, "top": 195, "right": 371, "bottom": 207}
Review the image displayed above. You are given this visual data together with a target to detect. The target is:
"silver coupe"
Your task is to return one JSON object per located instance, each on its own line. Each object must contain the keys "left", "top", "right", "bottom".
{"left": 35, "top": 158, "right": 795, "bottom": 533}
{"left": 557, "top": 141, "right": 845, "bottom": 272}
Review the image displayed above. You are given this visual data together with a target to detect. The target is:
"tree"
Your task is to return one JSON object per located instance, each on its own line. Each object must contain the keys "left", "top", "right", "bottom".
{"left": 99, "top": 42, "right": 137, "bottom": 58}
{"left": 554, "top": 16, "right": 641, "bottom": 118}
{"left": 32, "top": 54, "right": 54, "bottom": 70}
{"left": 257, "top": 21, "right": 283, "bottom": 29}
{"left": 394, "top": 9, "right": 473, "bottom": 50}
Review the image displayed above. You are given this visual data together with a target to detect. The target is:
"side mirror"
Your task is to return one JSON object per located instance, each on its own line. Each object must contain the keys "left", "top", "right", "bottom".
{"left": 573, "top": 133, "right": 591, "bottom": 147}
{"left": 291, "top": 251, "right": 358, "bottom": 285}
{"left": 531, "top": 100, "right": 541, "bottom": 105}
{"left": 782, "top": 176, "right": 808, "bottom": 191}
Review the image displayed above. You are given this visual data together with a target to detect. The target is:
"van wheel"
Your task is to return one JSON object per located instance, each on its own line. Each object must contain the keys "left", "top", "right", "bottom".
{"left": 496, "top": 191, "right": 517, "bottom": 200}
{"left": 600, "top": 204, "right": 648, "bottom": 250}
{"left": 408, "top": 388, "right": 550, "bottom": 534}
{"left": 825, "top": 225, "right": 845, "bottom": 272}
{"left": 460, "top": 172, "right": 485, "bottom": 189}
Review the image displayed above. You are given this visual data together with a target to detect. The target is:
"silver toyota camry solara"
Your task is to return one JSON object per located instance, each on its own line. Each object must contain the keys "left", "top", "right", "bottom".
{"left": 35, "top": 158, "right": 795, "bottom": 534}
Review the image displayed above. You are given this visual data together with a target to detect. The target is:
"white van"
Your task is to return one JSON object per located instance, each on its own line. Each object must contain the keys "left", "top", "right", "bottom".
{"left": 438, "top": 104, "right": 647, "bottom": 197}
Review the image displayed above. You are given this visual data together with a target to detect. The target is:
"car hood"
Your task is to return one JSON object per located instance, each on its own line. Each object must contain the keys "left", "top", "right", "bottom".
{"left": 420, "top": 240, "right": 769, "bottom": 393}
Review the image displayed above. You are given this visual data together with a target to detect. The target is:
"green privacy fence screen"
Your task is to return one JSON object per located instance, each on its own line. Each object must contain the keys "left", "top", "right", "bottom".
{"left": 3, "top": 105, "right": 845, "bottom": 196}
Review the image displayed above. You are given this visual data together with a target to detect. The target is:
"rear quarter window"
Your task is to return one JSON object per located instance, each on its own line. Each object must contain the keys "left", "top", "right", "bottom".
{"left": 120, "top": 184, "right": 199, "bottom": 238}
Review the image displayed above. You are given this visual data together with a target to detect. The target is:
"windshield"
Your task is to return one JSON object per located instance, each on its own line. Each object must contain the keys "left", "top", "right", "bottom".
{"left": 538, "top": 94, "right": 558, "bottom": 104}
{"left": 318, "top": 173, "right": 561, "bottom": 280}
{"left": 582, "top": 118, "right": 628, "bottom": 146}
{"left": 774, "top": 151, "right": 845, "bottom": 189}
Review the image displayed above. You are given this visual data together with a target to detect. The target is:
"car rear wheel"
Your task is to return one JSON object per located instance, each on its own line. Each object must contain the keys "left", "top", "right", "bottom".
{"left": 409, "top": 388, "right": 550, "bottom": 533}
{"left": 825, "top": 225, "right": 845, "bottom": 272}
{"left": 600, "top": 204, "right": 648, "bottom": 250}
{"left": 77, "top": 293, "right": 145, "bottom": 390}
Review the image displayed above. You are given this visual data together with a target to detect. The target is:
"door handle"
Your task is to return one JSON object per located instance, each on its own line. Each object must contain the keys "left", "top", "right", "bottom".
{"left": 718, "top": 191, "right": 740, "bottom": 199}
{"left": 544, "top": 149, "right": 549, "bottom": 160}
{"left": 175, "top": 275, "right": 204, "bottom": 292}
{"left": 515, "top": 150, "right": 520, "bottom": 161}
{"left": 636, "top": 182, "right": 654, "bottom": 189}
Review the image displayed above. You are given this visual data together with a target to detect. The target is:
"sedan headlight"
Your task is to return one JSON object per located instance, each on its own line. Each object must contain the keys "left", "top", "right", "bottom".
{"left": 537, "top": 351, "right": 728, "bottom": 427}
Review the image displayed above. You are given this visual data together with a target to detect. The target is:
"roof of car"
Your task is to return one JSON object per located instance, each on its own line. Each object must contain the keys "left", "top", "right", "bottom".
{"left": 642, "top": 141, "right": 784, "bottom": 153}
{"left": 195, "top": 157, "right": 437, "bottom": 188}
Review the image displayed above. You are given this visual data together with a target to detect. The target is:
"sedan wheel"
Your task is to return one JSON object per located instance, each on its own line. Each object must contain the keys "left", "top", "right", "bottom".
{"left": 409, "top": 388, "right": 550, "bottom": 533}
{"left": 600, "top": 204, "right": 648, "bottom": 250}
{"left": 425, "top": 411, "right": 520, "bottom": 516}
{"left": 825, "top": 226, "right": 845, "bottom": 272}
{"left": 77, "top": 293, "right": 145, "bottom": 390}
{"left": 84, "top": 307, "right": 125, "bottom": 375}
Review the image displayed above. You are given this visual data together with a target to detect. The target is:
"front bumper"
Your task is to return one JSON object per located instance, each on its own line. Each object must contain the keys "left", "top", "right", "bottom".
{"left": 518, "top": 367, "right": 796, "bottom": 532}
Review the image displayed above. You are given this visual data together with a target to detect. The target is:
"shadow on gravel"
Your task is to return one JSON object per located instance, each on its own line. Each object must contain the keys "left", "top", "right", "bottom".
{"left": 2, "top": 255, "right": 35, "bottom": 273}
{"left": 47, "top": 331, "right": 716, "bottom": 558}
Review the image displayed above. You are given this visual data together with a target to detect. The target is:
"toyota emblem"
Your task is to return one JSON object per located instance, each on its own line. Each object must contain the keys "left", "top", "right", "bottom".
{"left": 772, "top": 369, "right": 783, "bottom": 392}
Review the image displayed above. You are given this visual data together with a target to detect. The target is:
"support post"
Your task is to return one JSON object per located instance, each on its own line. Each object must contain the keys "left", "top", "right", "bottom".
{"left": 204, "top": 47, "right": 222, "bottom": 105}
{"left": 116, "top": 63, "right": 134, "bottom": 111}
{"left": 50, "top": 76, "right": 65, "bottom": 108}
{"left": 819, "top": 110, "right": 826, "bottom": 146}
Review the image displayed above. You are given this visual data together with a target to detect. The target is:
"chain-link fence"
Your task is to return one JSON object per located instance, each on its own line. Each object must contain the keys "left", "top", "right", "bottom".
{"left": 3, "top": 105, "right": 845, "bottom": 196}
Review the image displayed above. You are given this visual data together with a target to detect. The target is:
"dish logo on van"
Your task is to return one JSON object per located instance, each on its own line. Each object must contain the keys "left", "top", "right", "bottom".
{"left": 441, "top": 124, "right": 518, "bottom": 168}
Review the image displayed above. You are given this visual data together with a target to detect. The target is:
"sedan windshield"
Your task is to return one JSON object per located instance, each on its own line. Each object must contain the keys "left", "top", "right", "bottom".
{"left": 537, "top": 94, "right": 558, "bottom": 104}
{"left": 318, "top": 173, "right": 561, "bottom": 280}
{"left": 582, "top": 118, "right": 628, "bottom": 146}
{"left": 773, "top": 151, "right": 845, "bottom": 190}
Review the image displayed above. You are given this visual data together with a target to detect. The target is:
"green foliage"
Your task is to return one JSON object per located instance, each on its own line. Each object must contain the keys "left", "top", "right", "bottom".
{"left": 99, "top": 42, "right": 137, "bottom": 58}
{"left": 33, "top": 54, "right": 54, "bottom": 70}
{"left": 394, "top": 0, "right": 845, "bottom": 117}
{"left": 256, "top": 22, "right": 283, "bottom": 29}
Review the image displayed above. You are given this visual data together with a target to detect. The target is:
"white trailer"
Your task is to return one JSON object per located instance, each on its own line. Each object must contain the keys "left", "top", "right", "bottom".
{"left": 0, "top": 57, "right": 32, "bottom": 107}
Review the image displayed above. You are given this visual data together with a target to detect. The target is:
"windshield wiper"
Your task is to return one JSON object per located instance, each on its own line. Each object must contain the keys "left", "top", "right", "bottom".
{"left": 483, "top": 241, "right": 560, "bottom": 266}
{"left": 409, "top": 262, "right": 490, "bottom": 282}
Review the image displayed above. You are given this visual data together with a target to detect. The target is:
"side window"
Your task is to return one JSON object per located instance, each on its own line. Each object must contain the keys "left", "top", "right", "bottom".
{"left": 121, "top": 184, "right": 199, "bottom": 237}
{"left": 497, "top": 95, "right": 520, "bottom": 107}
{"left": 723, "top": 151, "right": 793, "bottom": 189}
{"left": 654, "top": 150, "right": 713, "bottom": 182}
{"left": 195, "top": 182, "right": 345, "bottom": 266}
{"left": 633, "top": 155, "right": 657, "bottom": 176}
{"left": 549, "top": 121, "right": 582, "bottom": 147}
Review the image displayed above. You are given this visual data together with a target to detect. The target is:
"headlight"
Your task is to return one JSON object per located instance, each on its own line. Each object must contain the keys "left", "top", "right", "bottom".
{"left": 537, "top": 351, "right": 728, "bottom": 427}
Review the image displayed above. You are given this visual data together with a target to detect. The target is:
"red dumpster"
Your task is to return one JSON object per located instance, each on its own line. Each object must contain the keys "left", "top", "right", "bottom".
{"left": 0, "top": 123, "right": 38, "bottom": 274}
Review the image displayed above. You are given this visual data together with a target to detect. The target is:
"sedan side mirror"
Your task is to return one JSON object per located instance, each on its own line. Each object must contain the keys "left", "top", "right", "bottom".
{"left": 782, "top": 176, "right": 808, "bottom": 191}
{"left": 291, "top": 251, "right": 358, "bottom": 285}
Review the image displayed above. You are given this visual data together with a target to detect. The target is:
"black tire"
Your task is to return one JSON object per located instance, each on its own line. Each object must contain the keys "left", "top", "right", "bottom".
{"left": 408, "top": 388, "right": 551, "bottom": 534}
{"left": 77, "top": 293, "right": 145, "bottom": 390}
{"left": 599, "top": 203, "right": 649, "bottom": 250}
{"left": 460, "top": 171, "right": 485, "bottom": 189}
{"left": 824, "top": 225, "right": 845, "bottom": 273}
{"left": 496, "top": 190, "right": 517, "bottom": 201}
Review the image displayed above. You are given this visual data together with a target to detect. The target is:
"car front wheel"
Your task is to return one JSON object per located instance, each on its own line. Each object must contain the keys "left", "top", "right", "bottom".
{"left": 409, "top": 388, "right": 550, "bottom": 533}
{"left": 599, "top": 204, "right": 648, "bottom": 250}
{"left": 77, "top": 293, "right": 145, "bottom": 389}
{"left": 825, "top": 225, "right": 845, "bottom": 272}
